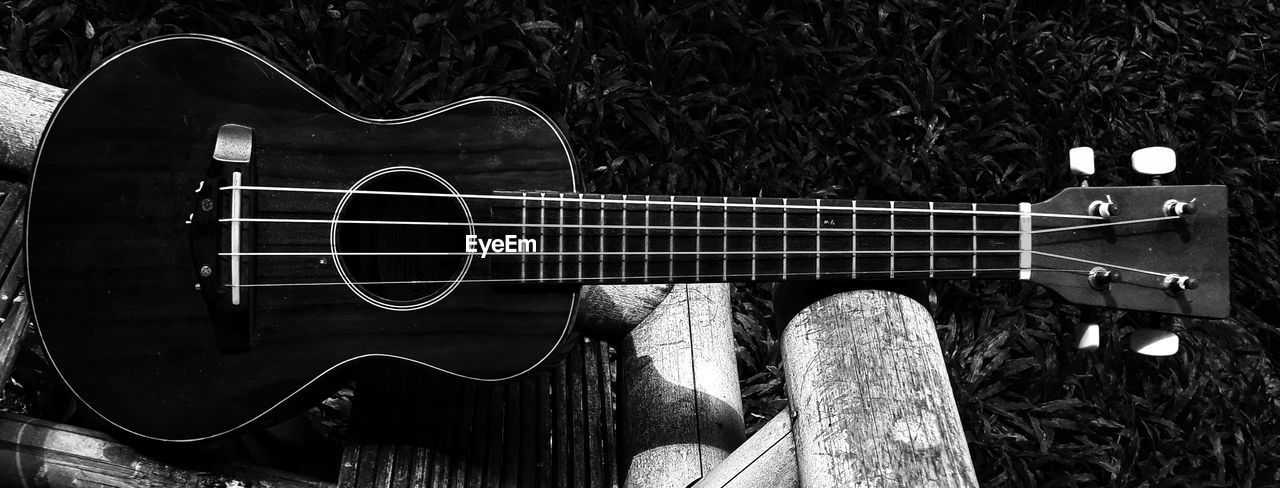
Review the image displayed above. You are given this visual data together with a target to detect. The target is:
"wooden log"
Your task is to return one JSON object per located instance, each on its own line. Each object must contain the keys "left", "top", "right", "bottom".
{"left": 691, "top": 407, "right": 799, "bottom": 488}
{"left": 782, "top": 290, "right": 977, "bottom": 487}
{"left": 0, "top": 411, "right": 333, "bottom": 488}
{"left": 0, "top": 70, "right": 63, "bottom": 174}
{"left": 578, "top": 284, "right": 674, "bottom": 335}
{"left": 619, "top": 282, "right": 744, "bottom": 487}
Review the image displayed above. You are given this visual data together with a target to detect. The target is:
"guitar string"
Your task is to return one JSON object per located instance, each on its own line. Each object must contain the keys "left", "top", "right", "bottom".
{"left": 217, "top": 215, "right": 1181, "bottom": 236}
{"left": 219, "top": 217, "right": 1025, "bottom": 235}
{"left": 219, "top": 185, "right": 1103, "bottom": 220}
{"left": 210, "top": 187, "right": 1194, "bottom": 283}
{"left": 1029, "top": 250, "right": 1182, "bottom": 278}
{"left": 219, "top": 249, "right": 1187, "bottom": 280}
{"left": 234, "top": 267, "right": 1082, "bottom": 288}
{"left": 220, "top": 249, "right": 1025, "bottom": 257}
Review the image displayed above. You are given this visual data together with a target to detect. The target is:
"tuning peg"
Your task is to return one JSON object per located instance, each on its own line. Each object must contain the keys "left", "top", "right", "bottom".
{"left": 1131, "top": 146, "right": 1176, "bottom": 185}
{"left": 1070, "top": 147, "right": 1095, "bottom": 187}
{"left": 1130, "top": 328, "right": 1179, "bottom": 356}
{"left": 1075, "top": 322, "right": 1101, "bottom": 350}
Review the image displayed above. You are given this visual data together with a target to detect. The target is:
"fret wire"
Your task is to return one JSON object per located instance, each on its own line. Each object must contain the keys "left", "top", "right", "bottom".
{"left": 696, "top": 196, "right": 703, "bottom": 281}
{"left": 722, "top": 197, "right": 729, "bottom": 281}
{"left": 599, "top": 194, "right": 606, "bottom": 281}
{"left": 521, "top": 191, "right": 528, "bottom": 283}
{"left": 971, "top": 203, "right": 978, "bottom": 278}
{"left": 815, "top": 202, "right": 821, "bottom": 279}
{"left": 621, "top": 196, "right": 627, "bottom": 281}
{"left": 928, "top": 202, "right": 935, "bottom": 279}
{"left": 751, "top": 197, "right": 758, "bottom": 280}
{"left": 558, "top": 192, "right": 565, "bottom": 282}
{"left": 668, "top": 195, "right": 675, "bottom": 281}
{"left": 782, "top": 198, "right": 788, "bottom": 279}
{"left": 643, "top": 195, "right": 651, "bottom": 283}
{"left": 1019, "top": 202, "right": 1032, "bottom": 280}
{"left": 578, "top": 196, "right": 584, "bottom": 280}
{"left": 851, "top": 200, "right": 857, "bottom": 278}
{"left": 539, "top": 193, "right": 546, "bottom": 283}
{"left": 889, "top": 201, "right": 895, "bottom": 279}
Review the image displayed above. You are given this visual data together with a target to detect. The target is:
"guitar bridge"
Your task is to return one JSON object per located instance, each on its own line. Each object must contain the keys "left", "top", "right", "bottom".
{"left": 190, "top": 123, "right": 256, "bottom": 353}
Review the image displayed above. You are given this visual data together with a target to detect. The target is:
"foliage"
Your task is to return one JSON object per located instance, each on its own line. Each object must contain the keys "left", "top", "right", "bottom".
{"left": 3, "top": 0, "right": 1279, "bottom": 485}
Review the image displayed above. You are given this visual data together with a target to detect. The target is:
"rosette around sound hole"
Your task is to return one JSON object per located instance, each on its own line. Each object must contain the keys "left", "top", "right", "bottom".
{"left": 333, "top": 168, "right": 472, "bottom": 310}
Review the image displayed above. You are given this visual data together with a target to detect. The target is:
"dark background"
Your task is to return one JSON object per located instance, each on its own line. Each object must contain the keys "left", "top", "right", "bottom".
{"left": 2, "top": 1, "right": 1279, "bottom": 486}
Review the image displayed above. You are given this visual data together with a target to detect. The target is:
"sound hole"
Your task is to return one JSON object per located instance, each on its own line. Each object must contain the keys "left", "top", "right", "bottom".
{"left": 333, "top": 168, "right": 471, "bottom": 310}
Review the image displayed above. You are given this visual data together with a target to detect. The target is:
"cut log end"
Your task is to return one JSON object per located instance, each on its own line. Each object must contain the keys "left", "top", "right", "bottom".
{"left": 782, "top": 290, "right": 978, "bottom": 488}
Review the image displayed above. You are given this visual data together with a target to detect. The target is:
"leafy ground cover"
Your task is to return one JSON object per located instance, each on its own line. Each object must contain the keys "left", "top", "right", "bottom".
{"left": 3, "top": 1, "right": 1278, "bottom": 485}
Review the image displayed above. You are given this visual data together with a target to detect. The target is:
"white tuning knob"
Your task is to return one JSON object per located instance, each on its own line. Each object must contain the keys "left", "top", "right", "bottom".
{"left": 1069, "top": 147, "right": 1095, "bottom": 178}
{"left": 1075, "top": 322, "right": 1100, "bottom": 350}
{"left": 1130, "top": 328, "right": 1179, "bottom": 356}
{"left": 1131, "top": 147, "right": 1176, "bottom": 178}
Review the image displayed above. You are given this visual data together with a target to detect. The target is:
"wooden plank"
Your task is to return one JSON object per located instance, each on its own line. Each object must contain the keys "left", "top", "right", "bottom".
{"left": 433, "top": 375, "right": 459, "bottom": 488}
{"left": 597, "top": 339, "right": 619, "bottom": 488}
{"left": 518, "top": 376, "right": 537, "bottom": 487}
{"left": 619, "top": 283, "right": 744, "bottom": 487}
{"left": 582, "top": 337, "right": 604, "bottom": 487}
{"left": 0, "top": 411, "right": 333, "bottom": 487}
{"left": 568, "top": 339, "right": 587, "bottom": 488}
{"left": 0, "top": 183, "right": 29, "bottom": 388}
{"left": 411, "top": 372, "right": 437, "bottom": 488}
{"left": 500, "top": 382, "right": 521, "bottom": 488}
{"left": 536, "top": 372, "right": 553, "bottom": 488}
{"left": 342, "top": 336, "right": 618, "bottom": 487}
{"left": 782, "top": 290, "right": 977, "bottom": 487}
{"left": 552, "top": 360, "right": 571, "bottom": 487}
{"left": 692, "top": 408, "right": 799, "bottom": 488}
{"left": 0, "top": 69, "right": 64, "bottom": 174}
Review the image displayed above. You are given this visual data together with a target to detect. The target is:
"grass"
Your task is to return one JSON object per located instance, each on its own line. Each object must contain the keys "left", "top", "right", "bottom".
{"left": 3, "top": 0, "right": 1279, "bottom": 485}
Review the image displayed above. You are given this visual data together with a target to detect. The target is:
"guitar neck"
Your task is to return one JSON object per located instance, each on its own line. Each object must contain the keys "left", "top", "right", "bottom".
{"left": 485, "top": 193, "right": 1030, "bottom": 285}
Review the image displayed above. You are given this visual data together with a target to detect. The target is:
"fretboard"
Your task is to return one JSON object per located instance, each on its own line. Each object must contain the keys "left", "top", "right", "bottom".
{"left": 485, "top": 193, "right": 1026, "bottom": 284}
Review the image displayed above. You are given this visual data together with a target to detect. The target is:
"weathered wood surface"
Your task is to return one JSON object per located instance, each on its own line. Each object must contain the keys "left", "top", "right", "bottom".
{"left": 0, "top": 69, "right": 63, "bottom": 175}
{"left": 619, "top": 282, "right": 743, "bottom": 487}
{"left": 340, "top": 336, "right": 617, "bottom": 488}
{"left": 0, "top": 411, "right": 334, "bottom": 488}
{"left": 579, "top": 284, "right": 674, "bottom": 335}
{"left": 782, "top": 290, "right": 977, "bottom": 487}
{"left": 691, "top": 408, "right": 798, "bottom": 488}
{"left": 0, "top": 182, "right": 30, "bottom": 386}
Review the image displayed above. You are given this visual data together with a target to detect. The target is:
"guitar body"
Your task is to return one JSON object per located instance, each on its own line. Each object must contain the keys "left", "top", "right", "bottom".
{"left": 27, "top": 35, "right": 580, "bottom": 442}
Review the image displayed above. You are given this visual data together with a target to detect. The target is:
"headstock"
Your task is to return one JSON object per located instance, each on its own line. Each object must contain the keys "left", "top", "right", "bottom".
{"left": 1028, "top": 147, "right": 1229, "bottom": 321}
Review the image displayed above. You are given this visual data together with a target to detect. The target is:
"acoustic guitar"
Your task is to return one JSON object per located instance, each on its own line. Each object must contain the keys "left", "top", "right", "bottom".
{"left": 25, "top": 34, "right": 1228, "bottom": 442}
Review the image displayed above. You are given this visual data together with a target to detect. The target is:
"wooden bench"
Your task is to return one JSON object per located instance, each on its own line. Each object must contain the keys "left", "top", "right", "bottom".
{"left": 0, "top": 67, "right": 978, "bottom": 488}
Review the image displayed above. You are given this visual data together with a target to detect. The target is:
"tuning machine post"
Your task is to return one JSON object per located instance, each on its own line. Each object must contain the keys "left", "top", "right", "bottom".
{"left": 1088, "top": 267, "right": 1122, "bottom": 290}
{"left": 1088, "top": 195, "right": 1119, "bottom": 219}
{"left": 1161, "top": 274, "right": 1200, "bottom": 294}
